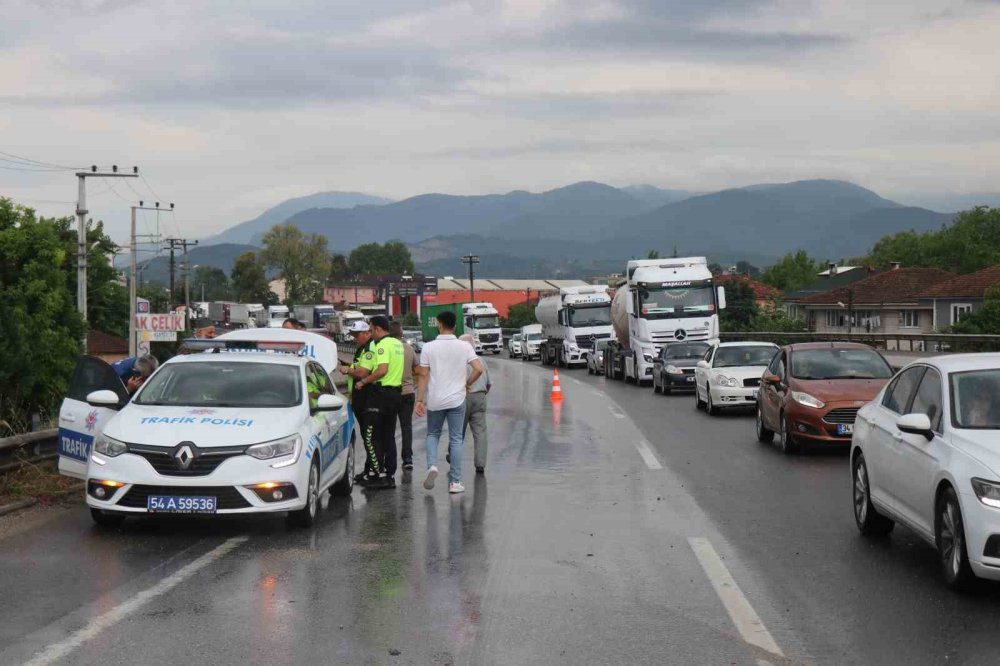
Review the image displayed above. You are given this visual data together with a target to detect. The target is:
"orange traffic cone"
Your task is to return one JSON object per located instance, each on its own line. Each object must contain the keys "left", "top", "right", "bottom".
{"left": 550, "top": 368, "right": 564, "bottom": 402}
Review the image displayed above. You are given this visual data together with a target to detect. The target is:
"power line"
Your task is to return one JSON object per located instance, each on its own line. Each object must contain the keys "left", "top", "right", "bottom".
{"left": 0, "top": 163, "right": 69, "bottom": 172}
{"left": 0, "top": 149, "right": 82, "bottom": 170}
{"left": 101, "top": 177, "right": 138, "bottom": 203}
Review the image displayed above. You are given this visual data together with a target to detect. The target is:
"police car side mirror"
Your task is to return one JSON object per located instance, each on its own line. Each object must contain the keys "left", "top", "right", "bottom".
{"left": 314, "top": 393, "right": 345, "bottom": 413}
{"left": 87, "top": 389, "right": 122, "bottom": 409}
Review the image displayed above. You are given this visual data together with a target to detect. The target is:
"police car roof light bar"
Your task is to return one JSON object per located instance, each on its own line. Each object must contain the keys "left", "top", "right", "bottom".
{"left": 181, "top": 339, "right": 307, "bottom": 354}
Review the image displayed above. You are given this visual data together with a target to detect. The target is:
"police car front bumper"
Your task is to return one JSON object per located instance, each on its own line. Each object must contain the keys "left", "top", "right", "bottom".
{"left": 85, "top": 452, "right": 311, "bottom": 514}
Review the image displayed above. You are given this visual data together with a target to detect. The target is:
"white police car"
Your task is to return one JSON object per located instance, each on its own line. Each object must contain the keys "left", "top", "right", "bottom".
{"left": 57, "top": 330, "right": 355, "bottom": 528}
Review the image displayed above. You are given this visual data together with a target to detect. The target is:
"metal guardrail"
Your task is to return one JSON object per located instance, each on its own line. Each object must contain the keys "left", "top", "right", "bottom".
{"left": 0, "top": 429, "right": 59, "bottom": 474}
{"left": 720, "top": 331, "right": 1000, "bottom": 353}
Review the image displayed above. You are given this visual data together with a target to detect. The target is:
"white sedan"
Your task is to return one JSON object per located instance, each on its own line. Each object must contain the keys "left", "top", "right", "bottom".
{"left": 694, "top": 342, "right": 778, "bottom": 415}
{"left": 851, "top": 354, "right": 1000, "bottom": 589}
{"left": 58, "top": 333, "right": 355, "bottom": 529}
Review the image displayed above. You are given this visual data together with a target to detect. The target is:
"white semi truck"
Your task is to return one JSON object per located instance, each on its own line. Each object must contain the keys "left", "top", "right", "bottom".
{"left": 604, "top": 257, "right": 726, "bottom": 385}
{"left": 535, "top": 285, "right": 613, "bottom": 367}
{"left": 267, "top": 304, "right": 290, "bottom": 328}
{"left": 462, "top": 302, "right": 503, "bottom": 354}
{"left": 328, "top": 310, "right": 366, "bottom": 341}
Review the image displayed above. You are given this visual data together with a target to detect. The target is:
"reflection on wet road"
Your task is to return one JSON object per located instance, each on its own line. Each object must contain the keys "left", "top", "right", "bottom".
{"left": 2, "top": 358, "right": 786, "bottom": 666}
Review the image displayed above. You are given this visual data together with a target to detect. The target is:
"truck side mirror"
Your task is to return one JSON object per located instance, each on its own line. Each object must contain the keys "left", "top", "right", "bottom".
{"left": 717, "top": 286, "right": 727, "bottom": 310}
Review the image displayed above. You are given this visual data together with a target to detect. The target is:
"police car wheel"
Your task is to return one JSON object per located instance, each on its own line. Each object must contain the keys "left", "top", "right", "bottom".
{"left": 330, "top": 432, "right": 355, "bottom": 497}
{"left": 288, "top": 460, "right": 320, "bottom": 528}
{"left": 90, "top": 508, "right": 126, "bottom": 528}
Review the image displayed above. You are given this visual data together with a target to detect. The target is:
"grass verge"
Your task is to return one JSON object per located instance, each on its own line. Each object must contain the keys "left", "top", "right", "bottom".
{"left": 0, "top": 458, "right": 80, "bottom": 506}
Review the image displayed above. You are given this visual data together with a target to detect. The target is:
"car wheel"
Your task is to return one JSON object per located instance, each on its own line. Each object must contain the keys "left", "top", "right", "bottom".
{"left": 695, "top": 382, "right": 705, "bottom": 410}
{"left": 936, "top": 486, "right": 975, "bottom": 590}
{"left": 330, "top": 432, "right": 355, "bottom": 497}
{"left": 852, "top": 452, "right": 893, "bottom": 536}
{"left": 706, "top": 390, "right": 718, "bottom": 415}
{"left": 288, "top": 460, "right": 321, "bottom": 528}
{"left": 90, "top": 508, "right": 126, "bottom": 528}
{"left": 777, "top": 413, "right": 799, "bottom": 454}
{"left": 755, "top": 403, "right": 774, "bottom": 443}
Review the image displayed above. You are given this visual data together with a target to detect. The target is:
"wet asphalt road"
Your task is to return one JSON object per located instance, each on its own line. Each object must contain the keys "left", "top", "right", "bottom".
{"left": 5, "top": 356, "right": 1000, "bottom": 665}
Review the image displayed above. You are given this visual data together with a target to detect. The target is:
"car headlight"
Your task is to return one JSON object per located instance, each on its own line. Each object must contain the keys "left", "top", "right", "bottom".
{"left": 714, "top": 374, "right": 739, "bottom": 387}
{"left": 666, "top": 365, "right": 683, "bottom": 374}
{"left": 971, "top": 478, "right": 1000, "bottom": 508}
{"left": 246, "top": 435, "right": 301, "bottom": 468}
{"left": 643, "top": 353, "right": 655, "bottom": 363}
{"left": 93, "top": 433, "right": 128, "bottom": 457}
{"left": 791, "top": 391, "right": 825, "bottom": 409}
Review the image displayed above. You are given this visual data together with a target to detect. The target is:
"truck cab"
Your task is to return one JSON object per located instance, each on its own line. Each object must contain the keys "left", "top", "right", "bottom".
{"left": 607, "top": 257, "right": 726, "bottom": 385}
{"left": 536, "top": 286, "right": 613, "bottom": 367}
{"left": 268, "top": 305, "right": 290, "bottom": 328}
{"left": 462, "top": 302, "right": 503, "bottom": 354}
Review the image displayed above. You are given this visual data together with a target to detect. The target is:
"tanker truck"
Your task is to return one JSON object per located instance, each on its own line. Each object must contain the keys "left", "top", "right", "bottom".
{"left": 535, "top": 285, "right": 613, "bottom": 367}
{"left": 604, "top": 257, "right": 726, "bottom": 385}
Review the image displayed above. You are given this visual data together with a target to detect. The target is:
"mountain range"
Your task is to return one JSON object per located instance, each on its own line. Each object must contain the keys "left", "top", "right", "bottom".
{"left": 183, "top": 179, "right": 957, "bottom": 280}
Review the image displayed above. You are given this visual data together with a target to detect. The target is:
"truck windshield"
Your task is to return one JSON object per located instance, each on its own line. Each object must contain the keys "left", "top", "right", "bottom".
{"left": 135, "top": 362, "right": 303, "bottom": 408}
{"left": 568, "top": 305, "right": 611, "bottom": 327}
{"left": 472, "top": 315, "right": 500, "bottom": 328}
{"left": 639, "top": 285, "right": 715, "bottom": 320}
{"left": 526, "top": 333, "right": 542, "bottom": 340}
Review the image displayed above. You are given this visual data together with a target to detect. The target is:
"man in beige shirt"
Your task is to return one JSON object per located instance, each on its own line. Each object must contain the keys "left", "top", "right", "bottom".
{"left": 390, "top": 321, "right": 421, "bottom": 470}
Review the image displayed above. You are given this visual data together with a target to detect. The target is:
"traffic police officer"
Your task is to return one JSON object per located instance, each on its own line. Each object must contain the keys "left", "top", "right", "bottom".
{"left": 356, "top": 315, "right": 405, "bottom": 489}
{"left": 338, "top": 320, "right": 380, "bottom": 485}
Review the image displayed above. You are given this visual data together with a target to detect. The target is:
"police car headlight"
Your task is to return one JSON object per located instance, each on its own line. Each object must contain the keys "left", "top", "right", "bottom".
{"left": 246, "top": 435, "right": 300, "bottom": 467}
{"left": 94, "top": 434, "right": 128, "bottom": 457}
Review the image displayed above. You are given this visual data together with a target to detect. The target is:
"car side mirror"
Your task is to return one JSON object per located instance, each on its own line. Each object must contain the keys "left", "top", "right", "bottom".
{"left": 696, "top": 360, "right": 709, "bottom": 369}
{"left": 717, "top": 286, "right": 727, "bottom": 310}
{"left": 762, "top": 372, "right": 781, "bottom": 386}
{"left": 897, "top": 413, "right": 933, "bottom": 441}
{"left": 313, "top": 393, "right": 346, "bottom": 413}
{"left": 87, "top": 389, "right": 123, "bottom": 409}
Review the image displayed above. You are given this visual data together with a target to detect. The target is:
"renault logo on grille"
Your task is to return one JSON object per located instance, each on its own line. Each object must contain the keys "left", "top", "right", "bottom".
{"left": 674, "top": 329, "right": 688, "bottom": 340}
{"left": 173, "top": 442, "right": 197, "bottom": 470}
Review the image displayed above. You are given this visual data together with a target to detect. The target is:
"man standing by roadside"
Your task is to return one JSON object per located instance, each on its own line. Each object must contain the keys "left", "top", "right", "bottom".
{"left": 459, "top": 334, "right": 491, "bottom": 475}
{"left": 339, "top": 320, "right": 379, "bottom": 485}
{"left": 390, "top": 321, "right": 420, "bottom": 470}
{"left": 415, "top": 311, "right": 485, "bottom": 494}
{"left": 356, "top": 316, "right": 405, "bottom": 489}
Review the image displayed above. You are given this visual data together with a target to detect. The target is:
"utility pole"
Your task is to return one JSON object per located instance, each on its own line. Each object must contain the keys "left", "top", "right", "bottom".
{"left": 181, "top": 238, "right": 197, "bottom": 324}
{"left": 165, "top": 238, "right": 183, "bottom": 308}
{"left": 74, "top": 165, "right": 139, "bottom": 344}
{"left": 462, "top": 254, "right": 480, "bottom": 303}
{"left": 130, "top": 202, "right": 172, "bottom": 356}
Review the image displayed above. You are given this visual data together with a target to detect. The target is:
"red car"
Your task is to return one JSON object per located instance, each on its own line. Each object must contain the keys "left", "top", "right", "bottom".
{"left": 756, "top": 342, "right": 893, "bottom": 453}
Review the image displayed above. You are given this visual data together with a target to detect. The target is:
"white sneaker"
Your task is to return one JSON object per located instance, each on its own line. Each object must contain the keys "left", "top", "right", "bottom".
{"left": 449, "top": 482, "right": 465, "bottom": 494}
{"left": 423, "top": 466, "right": 438, "bottom": 490}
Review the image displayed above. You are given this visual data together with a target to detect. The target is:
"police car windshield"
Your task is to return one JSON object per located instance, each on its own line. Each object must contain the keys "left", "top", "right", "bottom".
{"left": 135, "top": 362, "right": 303, "bottom": 408}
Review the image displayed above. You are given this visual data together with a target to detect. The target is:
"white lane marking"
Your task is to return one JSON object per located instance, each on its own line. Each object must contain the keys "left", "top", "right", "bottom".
{"left": 608, "top": 406, "right": 626, "bottom": 419}
{"left": 688, "top": 537, "right": 784, "bottom": 664}
{"left": 633, "top": 439, "right": 663, "bottom": 470}
{"left": 25, "top": 536, "right": 248, "bottom": 666}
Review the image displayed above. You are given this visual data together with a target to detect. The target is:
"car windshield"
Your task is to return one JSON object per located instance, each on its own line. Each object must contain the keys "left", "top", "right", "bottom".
{"left": 135, "top": 362, "right": 302, "bottom": 408}
{"left": 639, "top": 285, "right": 716, "bottom": 320}
{"left": 790, "top": 348, "right": 892, "bottom": 380}
{"left": 526, "top": 333, "right": 542, "bottom": 340}
{"left": 594, "top": 339, "right": 609, "bottom": 351}
{"left": 714, "top": 346, "right": 777, "bottom": 368}
{"left": 568, "top": 305, "right": 611, "bottom": 327}
{"left": 513, "top": 334, "right": 522, "bottom": 340}
{"left": 664, "top": 342, "right": 711, "bottom": 360}
{"left": 951, "top": 369, "right": 1000, "bottom": 429}
{"left": 472, "top": 315, "right": 500, "bottom": 329}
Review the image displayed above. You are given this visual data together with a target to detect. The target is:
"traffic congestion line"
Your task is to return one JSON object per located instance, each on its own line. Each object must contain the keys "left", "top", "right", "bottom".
{"left": 688, "top": 537, "right": 784, "bottom": 666}
{"left": 24, "top": 536, "right": 248, "bottom": 666}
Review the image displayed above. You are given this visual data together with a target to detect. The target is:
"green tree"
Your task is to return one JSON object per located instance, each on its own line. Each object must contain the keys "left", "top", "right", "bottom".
{"left": 719, "top": 280, "right": 757, "bottom": 330}
{"left": 348, "top": 240, "right": 414, "bottom": 275}
{"left": 0, "top": 198, "right": 85, "bottom": 431}
{"left": 735, "top": 260, "right": 759, "bottom": 277}
{"left": 230, "top": 251, "right": 275, "bottom": 304}
{"left": 501, "top": 302, "right": 538, "bottom": 328}
{"left": 647, "top": 250, "right": 660, "bottom": 260}
{"left": 260, "top": 224, "right": 331, "bottom": 305}
{"left": 192, "top": 266, "right": 232, "bottom": 301}
{"left": 400, "top": 312, "right": 420, "bottom": 327}
{"left": 949, "top": 286, "right": 1000, "bottom": 334}
{"left": 761, "top": 251, "right": 820, "bottom": 292}
{"left": 137, "top": 283, "right": 171, "bottom": 312}
{"left": 328, "top": 253, "right": 350, "bottom": 284}
{"left": 750, "top": 305, "right": 808, "bottom": 332}
{"left": 865, "top": 207, "right": 1000, "bottom": 274}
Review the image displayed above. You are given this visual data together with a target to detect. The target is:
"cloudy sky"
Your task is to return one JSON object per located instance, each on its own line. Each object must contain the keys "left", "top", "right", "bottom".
{"left": 1, "top": 0, "right": 999, "bottom": 242}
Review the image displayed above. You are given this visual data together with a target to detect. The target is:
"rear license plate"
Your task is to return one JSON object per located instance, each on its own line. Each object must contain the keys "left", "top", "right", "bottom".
{"left": 147, "top": 495, "right": 217, "bottom": 514}
{"left": 836, "top": 424, "right": 854, "bottom": 435}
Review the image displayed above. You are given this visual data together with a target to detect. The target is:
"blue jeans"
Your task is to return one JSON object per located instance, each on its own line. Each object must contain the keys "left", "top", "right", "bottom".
{"left": 426, "top": 404, "right": 467, "bottom": 484}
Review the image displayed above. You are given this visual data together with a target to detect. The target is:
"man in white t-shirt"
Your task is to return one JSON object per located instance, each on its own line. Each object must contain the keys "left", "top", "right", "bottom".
{"left": 415, "top": 309, "right": 485, "bottom": 494}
